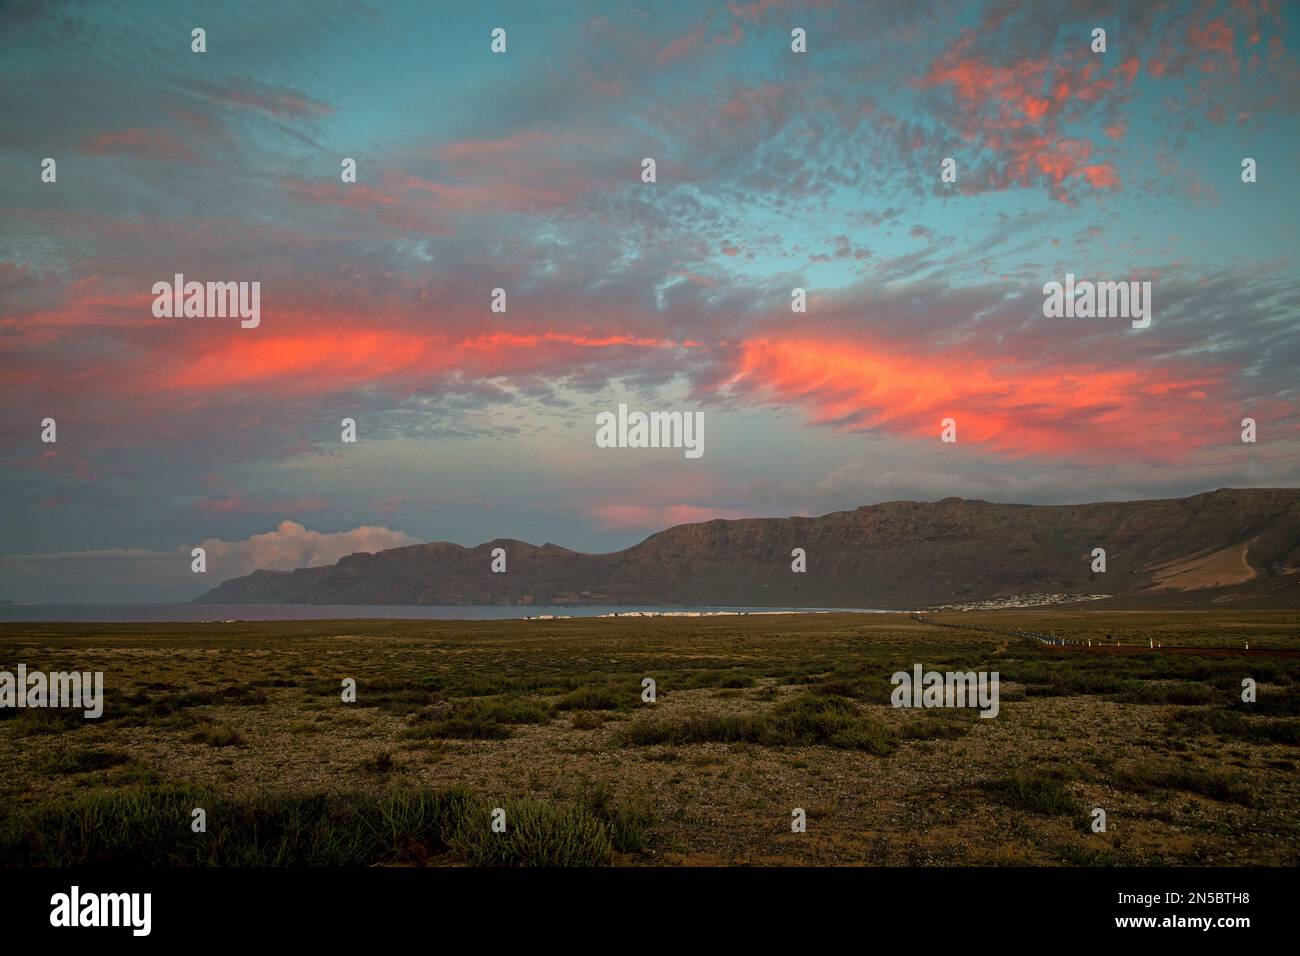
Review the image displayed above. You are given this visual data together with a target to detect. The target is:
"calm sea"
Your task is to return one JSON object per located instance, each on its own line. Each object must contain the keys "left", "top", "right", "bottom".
{"left": 0, "top": 604, "right": 885, "bottom": 623}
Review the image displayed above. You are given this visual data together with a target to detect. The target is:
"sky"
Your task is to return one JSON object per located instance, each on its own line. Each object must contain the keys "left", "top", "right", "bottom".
{"left": 1, "top": 0, "right": 1298, "bottom": 602}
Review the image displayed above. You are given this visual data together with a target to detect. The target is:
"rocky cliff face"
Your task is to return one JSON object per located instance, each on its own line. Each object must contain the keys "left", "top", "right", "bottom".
{"left": 194, "top": 488, "right": 1300, "bottom": 608}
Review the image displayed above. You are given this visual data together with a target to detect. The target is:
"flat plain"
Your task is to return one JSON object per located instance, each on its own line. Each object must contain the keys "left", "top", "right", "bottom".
{"left": 1, "top": 610, "right": 1297, "bottom": 866}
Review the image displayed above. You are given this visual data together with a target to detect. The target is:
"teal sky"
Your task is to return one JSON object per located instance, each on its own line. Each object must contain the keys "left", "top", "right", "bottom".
{"left": 1, "top": 0, "right": 1297, "bottom": 601}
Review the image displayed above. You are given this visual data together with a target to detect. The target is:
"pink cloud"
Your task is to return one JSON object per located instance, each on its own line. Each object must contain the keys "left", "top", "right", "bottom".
{"left": 1189, "top": 17, "right": 1235, "bottom": 55}
{"left": 82, "top": 129, "right": 196, "bottom": 162}
{"left": 195, "top": 494, "right": 330, "bottom": 515}
{"left": 592, "top": 504, "right": 748, "bottom": 531}
{"left": 190, "top": 79, "right": 332, "bottom": 119}
{"left": 917, "top": 33, "right": 1138, "bottom": 201}
{"left": 658, "top": 24, "right": 708, "bottom": 64}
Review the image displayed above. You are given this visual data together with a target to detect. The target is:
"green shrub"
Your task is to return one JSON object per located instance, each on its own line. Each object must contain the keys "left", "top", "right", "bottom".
{"left": 34, "top": 747, "right": 132, "bottom": 775}
{"left": 0, "top": 785, "right": 645, "bottom": 867}
{"left": 449, "top": 800, "right": 614, "bottom": 867}
{"left": 189, "top": 725, "right": 243, "bottom": 747}
{"left": 617, "top": 714, "right": 767, "bottom": 746}
{"left": 403, "top": 697, "right": 552, "bottom": 740}
{"left": 1113, "top": 763, "right": 1254, "bottom": 806}
{"left": 617, "top": 694, "right": 895, "bottom": 754}
{"left": 1170, "top": 708, "right": 1300, "bottom": 745}
{"left": 555, "top": 687, "right": 621, "bottom": 711}
{"left": 981, "top": 772, "right": 1078, "bottom": 816}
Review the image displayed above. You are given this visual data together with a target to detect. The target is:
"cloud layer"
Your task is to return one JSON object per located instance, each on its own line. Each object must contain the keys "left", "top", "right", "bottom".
{"left": 1, "top": 1, "right": 1297, "bottom": 599}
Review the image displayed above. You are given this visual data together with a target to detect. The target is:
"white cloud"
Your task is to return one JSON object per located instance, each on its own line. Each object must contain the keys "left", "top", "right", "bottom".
{"left": 197, "top": 520, "right": 419, "bottom": 577}
{"left": 0, "top": 522, "right": 420, "bottom": 603}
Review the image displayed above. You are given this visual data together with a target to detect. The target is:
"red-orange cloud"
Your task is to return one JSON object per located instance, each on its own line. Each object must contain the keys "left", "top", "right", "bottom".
{"left": 917, "top": 33, "right": 1137, "bottom": 199}
{"left": 158, "top": 325, "right": 695, "bottom": 393}
{"left": 724, "top": 336, "right": 1226, "bottom": 461}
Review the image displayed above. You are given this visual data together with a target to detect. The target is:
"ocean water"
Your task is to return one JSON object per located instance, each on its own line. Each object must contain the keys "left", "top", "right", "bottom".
{"left": 0, "top": 604, "right": 886, "bottom": 623}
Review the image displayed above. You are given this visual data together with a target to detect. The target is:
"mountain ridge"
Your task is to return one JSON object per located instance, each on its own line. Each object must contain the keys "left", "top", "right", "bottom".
{"left": 193, "top": 488, "right": 1300, "bottom": 609}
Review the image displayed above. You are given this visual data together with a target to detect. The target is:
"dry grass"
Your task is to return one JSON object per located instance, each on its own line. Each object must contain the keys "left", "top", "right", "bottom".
{"left": 1, "top": 611, "right": 1297, "bottom": 866}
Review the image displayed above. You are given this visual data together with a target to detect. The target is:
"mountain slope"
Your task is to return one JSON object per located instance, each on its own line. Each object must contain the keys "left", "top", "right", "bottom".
{"left": 193, "top": 488, "right": 1300, "bottom": 608}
